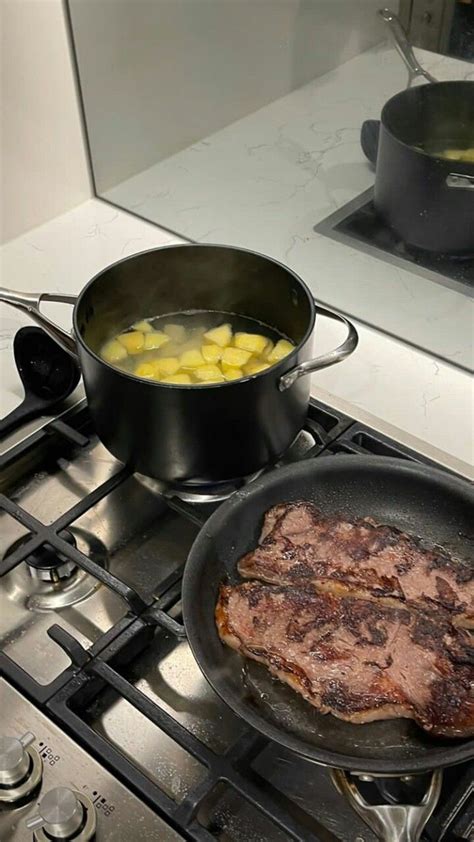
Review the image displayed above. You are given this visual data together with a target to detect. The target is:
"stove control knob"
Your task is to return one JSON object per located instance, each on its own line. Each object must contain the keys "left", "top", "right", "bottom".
{"left": 0, "top": 732, "right": 42, "bottom": 803}
{"left": 26, "top": 787, "right": 96, "bottom": 841}
{"left": 0, "top": 732, "right": 34, "bottom": 786}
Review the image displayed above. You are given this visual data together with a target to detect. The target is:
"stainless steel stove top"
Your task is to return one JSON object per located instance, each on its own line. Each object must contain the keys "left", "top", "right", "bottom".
{"left": 314, "top": 188, "right": 474, "bottom": 299}
{"left": 1, "top": 399, "right": 472, "bottom": 841}
{"left": 314, "top": 188, "right": 473, "bottom": 374}
{"left": 0, "top": 679, "right": 183, "bottom": 841}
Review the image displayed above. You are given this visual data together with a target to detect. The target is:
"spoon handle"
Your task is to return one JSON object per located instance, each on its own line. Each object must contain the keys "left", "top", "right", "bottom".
{"left": 0, "top": 395, "right": 45, "bottom": 440}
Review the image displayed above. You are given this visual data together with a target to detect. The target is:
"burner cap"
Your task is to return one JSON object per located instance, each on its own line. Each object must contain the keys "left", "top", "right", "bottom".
{"left": 26, "top": 530, "right": 77, "bottom": 582}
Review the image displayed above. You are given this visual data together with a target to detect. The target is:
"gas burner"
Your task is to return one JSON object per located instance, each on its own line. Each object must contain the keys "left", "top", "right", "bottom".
{"left": 135, "top": 470, "right": 262, "bottom": 503}
{"left": 26, "top": 530, "right": 77, "bottom": 583}
{"left": 135, "top": 428, "right": 319, "bottom": 503}
{"left": 2, "top": 528, "right": 107, "bottom": 611}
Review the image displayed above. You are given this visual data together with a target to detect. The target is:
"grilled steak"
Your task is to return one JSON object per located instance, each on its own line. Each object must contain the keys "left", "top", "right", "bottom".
{"left": 216, "top": 581, "right": 474, "bottom": 737}
{"left": 238, "top": 503, "right": 474, "bottom": 627}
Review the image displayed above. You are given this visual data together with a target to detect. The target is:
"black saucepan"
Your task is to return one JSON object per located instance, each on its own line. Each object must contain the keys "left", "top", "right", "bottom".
{"left": 370, "top": 81, "right": 474, "bottom": 254}
{"left": 182, "top": 456, "right": 474, "bottom": 777}
{"left": 361, "top": 10, "right": 474, "bottom": 254}
{"left": 0, "top": 245, "right": 357, "bottom": 484}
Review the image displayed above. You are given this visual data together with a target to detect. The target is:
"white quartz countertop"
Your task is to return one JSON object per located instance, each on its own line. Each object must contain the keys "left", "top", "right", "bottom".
{"left": 0, "top": 198, "right": 472, "bottom": 477}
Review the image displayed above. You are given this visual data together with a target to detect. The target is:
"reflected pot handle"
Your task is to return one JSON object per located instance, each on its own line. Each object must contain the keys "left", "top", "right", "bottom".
{"left": 378, "top": 9, "right": 438, "bottom": 87}
{"left": 331, "top": 768, "right": 442, "bottom": 842}
{"left": 279, "top": 304, "right": 358, "bottom": 392}
{"left": 0, "top": 287, "right": 78, "bottom": 359}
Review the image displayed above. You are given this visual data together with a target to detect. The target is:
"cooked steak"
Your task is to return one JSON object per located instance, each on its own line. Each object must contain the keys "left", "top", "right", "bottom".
{"left": 238, "top": 503, "right": 474, "bottom": 627}
{"left": 216, "top": 581, "right": 474, "bottom": 737}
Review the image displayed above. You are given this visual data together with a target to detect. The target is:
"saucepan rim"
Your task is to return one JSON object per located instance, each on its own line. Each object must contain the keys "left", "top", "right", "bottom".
{"left": 380, "top": 79, "right": 474, "bottom": 166}
{"left": 72, "top": 242, "right": 317, "bottom": 390}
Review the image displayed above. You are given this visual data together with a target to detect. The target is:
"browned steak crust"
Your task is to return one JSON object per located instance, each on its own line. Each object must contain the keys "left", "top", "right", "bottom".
{"left": 216, "top": 581, "right": 474, "bottom": 737}
{"left": 238, "top": 503, "right": 474, "bottom": 627}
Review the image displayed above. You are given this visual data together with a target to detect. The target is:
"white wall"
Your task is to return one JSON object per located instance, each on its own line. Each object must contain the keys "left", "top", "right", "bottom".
{"left": 1, "top": 0, "right": 91, "bottom": 244}
{"left": 69, "top": 0, "right": 384, "bottom": 194}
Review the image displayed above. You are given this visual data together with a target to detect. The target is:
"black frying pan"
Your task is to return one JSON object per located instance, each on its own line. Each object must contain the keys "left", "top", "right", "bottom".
{"left": 182, "top": 456, "right": 474, "bottom": 776}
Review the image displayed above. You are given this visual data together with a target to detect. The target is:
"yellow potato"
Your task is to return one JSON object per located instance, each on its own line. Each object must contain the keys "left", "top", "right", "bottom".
{"left": 440, "top": 147, "right": 474, "bottom": 163}
{"left": 263, "top": 340, "right": 274, "bottom": 359}
{"left": 244, "top": 359, "right": 270, "bottom": 375}
{"left": 222, "top": 366, "right": 244, "bottom": 381}
{"left": 153, "top": 357, "right": 180, "bottom": 377}
{"left": 132, "top": 319, "right": 152, "bottom": 333}
{"left": 134, "top": 362, "right": 155, "bottom": 379}
{"left": 266, "top": 339, "right": 294, "bottom": 363}
{"left": 117, "top": 331, "right": 145, "bottom": 355}
{"left": 203, "top": 323, "right": 232, "bottom": 347}
{"left": 194, "top": 365, "right": 225, "bottom": 383}
{"left": 159, "top": 341, "right": 181, "bottom": 357}
{"left": 160, "top": 373, "right": 192, "bottom": 384}
{"left": 201, "top": 343, "right": 223, "bottom": 363}
{"left": 164, "top": 323, "right": 187, "bottom": 343}
{"left": 144, "top": 331, "right": 170, "bottom": 351}
{"left": 221, "top": 347, "right": 252, "bottom": 368}
{"left": 180, "top": 349, "right": 205, "bottom": 369}
{"left": 234, "top": 332, "right": 268, "bottom": 355}
{"left": 101, "top": 339, "right": 128, "bottom": 363}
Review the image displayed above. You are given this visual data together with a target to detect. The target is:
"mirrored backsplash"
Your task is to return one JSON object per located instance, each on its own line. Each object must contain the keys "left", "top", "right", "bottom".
{"left": 67, "top": 1, "right": 473, "bottom": 372}
{"left": 68, "top": 0, "right": 385, "bottom": 198}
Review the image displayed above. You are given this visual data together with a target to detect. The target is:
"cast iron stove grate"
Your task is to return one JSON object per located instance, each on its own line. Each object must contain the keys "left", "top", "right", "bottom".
{"left": 0, "top": 398, "right": 472, "bottom": 841}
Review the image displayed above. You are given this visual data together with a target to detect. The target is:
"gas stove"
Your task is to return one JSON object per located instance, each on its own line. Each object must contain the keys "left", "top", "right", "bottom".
{"left": 0, "top": 397, "right": 472, "bottom": 841}
{"left": 314, "top": 188, "right": 474, "bottom": 299}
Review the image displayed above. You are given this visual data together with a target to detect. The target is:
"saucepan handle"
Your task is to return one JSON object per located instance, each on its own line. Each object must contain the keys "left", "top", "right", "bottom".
{"left": 446, "top": 173, "right": 474, "bottom": 190}
{"left": 0, "top": 287, "right": 78, "bottom": 359}
{"left": 279, "top": 305, "right": 358, "bottom": 392}
{"left": 378, "top": 9, "right": 438, "bottom": 88}
{"left": 331, "top": 768, "right": 442, "bottom": 842}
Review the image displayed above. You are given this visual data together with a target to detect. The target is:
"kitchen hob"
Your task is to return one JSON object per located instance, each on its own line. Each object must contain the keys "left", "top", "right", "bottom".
{"left": 0, "top": 398, "right": 472, "bottom": 841}
{"left": 314, "top": 188, "right": 474, "bottom": 299}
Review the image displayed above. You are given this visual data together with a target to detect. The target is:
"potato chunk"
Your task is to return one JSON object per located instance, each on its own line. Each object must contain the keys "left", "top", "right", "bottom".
{"left": 221, "top": 347, "right": 252, "bottom": 368}
{"left": 194, "top": 365, "right": 225, "bottom": 383}
{"left": 266, "top": 339, "right": 294, "bottom": 363}
{"left": 117, "top": 331, "right": 145, "bottom": 354}
{"left": 263, "top": 340, "right": 274, "bottom": 359}
{"left": 180, "top": 349, "right": 205, "bottom": 369}
{"left": 132, "top": 319, "right": 152, "bottom": 333}
{"left": 153, "top": 357, "right": 180, "bottom": 377}
{"left": 234, "top": 333, "right": 268, "bottom": 355}
{"left": 203, "top": 323, "right": 232, "bottom": 347}
{"left": 164, "top": 323, "right": 186, "bottom": 343}
{"left": 222, "top": 366, "right": 244, "bottom": 381}
{"left": 134, "top": 362, "right": 155, "bottom": 379}
{"left": 201, "top": 343, "right": 223, "bottom": 363}
{"left": 101, "top": 339, "right": 128, "bottom": 363}
{"left": 244, "top": 359, "right": 270, "bottom": 375}
{"left": 160, "top": 373, "right": 191, "bottom": 384}
{"left": 144, "top": 331, "right": 170, "bottom": 351}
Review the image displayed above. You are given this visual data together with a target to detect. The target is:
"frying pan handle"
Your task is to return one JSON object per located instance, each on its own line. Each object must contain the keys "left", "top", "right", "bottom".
{"left": 331, "top": 769, "right": 442, "bottom": 842}
{"left": 378, "top": 9, "right": 438, "bottom": 87}
{"left": 0, "top": 287, "right": 78, "bottom": 359}
{"left": 279, "top": 306, "right": 358, "bottom": 391}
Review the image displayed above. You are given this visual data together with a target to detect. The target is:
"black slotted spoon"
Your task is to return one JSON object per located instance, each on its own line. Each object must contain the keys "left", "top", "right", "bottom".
{"left": 0, "top": 326, "right": 80, "bottom": 439}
